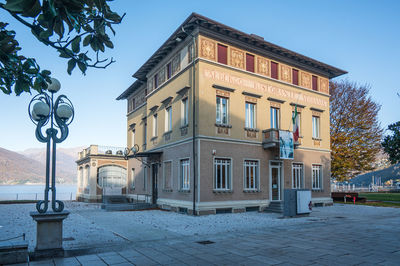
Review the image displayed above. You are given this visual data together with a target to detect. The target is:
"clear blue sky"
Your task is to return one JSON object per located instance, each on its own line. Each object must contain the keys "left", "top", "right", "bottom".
{"left": 0, "top": 0, "right": 399, "bottom": 151}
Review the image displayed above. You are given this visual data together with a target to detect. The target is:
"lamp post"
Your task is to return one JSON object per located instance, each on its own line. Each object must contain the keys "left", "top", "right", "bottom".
{"left": 28, "top": 78, "right": 74, "bottom": 213}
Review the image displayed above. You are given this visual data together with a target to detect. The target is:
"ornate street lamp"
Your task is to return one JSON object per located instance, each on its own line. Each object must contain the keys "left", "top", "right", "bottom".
{"left": 28, "top": 78, "right": 74, "bottom": 213}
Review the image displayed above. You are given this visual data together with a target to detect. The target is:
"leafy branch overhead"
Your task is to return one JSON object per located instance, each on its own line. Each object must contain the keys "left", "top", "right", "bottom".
{"left": 0, "top": 0, "right": 124, "bottom": 95}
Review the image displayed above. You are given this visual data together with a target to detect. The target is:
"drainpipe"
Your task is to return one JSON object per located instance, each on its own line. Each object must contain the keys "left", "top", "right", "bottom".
{"left": 182, "top": 26, "right": 197, "bottom": 216}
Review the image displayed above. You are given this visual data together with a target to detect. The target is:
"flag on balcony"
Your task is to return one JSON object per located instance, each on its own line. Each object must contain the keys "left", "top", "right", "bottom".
{"left": 292, "top": 104, "right": 299, "bottom": 142}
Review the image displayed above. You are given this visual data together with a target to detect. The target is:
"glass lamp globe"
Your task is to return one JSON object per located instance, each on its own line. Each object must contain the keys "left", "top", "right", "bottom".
{"left": 31, "top": 109, "right": 41, "bottom": 121}
{"left": 33, "top": 102, "right": 50, "bottom": 118}
{"left": 47, "top": 78, "right": 61, "bottom": 93}
{"left": 56, "top": 104, "right": 73, "bottom": 120}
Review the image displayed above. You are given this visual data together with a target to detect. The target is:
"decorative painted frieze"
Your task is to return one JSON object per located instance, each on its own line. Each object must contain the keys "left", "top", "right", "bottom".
{"left": 230, "top": 48, "right": 245, "bottom": 69}
{"left": 256, "top": 57, "right": 270, "bottom": 76}
{"left": 200, "top": 38, "right": 216, "bottom": 61}
{"left": 320, "top": 78, "right": 329, "bottom": 94}
{"left": 280, "top": 64, "right": 291, "bottom": 83}
{"left": 301, "top": 72, "right": 312, "bottom": 89}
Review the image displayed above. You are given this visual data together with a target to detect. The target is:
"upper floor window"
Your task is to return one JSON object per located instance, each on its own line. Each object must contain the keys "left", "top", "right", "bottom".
{"left": 271, "top": 62, "right": 279, "bottom": 79}
{"left": 312, "top": 75, "right": 318, "bottom": 91}
{"left": 167, "top": 63, "right": 172, "bottom": 79}
{"left": 131, "top": 130, "right": 135, "bottom": 147}
{"left": 244, "top": 160, "right": 259, "bottom": 190}
{"left": 270, "top": 107, "right": 280, "bottom": 129}
{"left": 216, "top": 96, "right": 229, "bottom": 125}
{"left": 292, "top": 163, "right": 304, "bottom": 189}
{"left": 245, "top": 102, "right": 256, "bottom": 129}
{"left": 217, "top": 44, "right": 228, "bottom": 64}
{"left": 292, "top": 69, "right": 299, "bottom": 86}
{"left": 165, "top": 106, "right": 172, "bottom": 132}
{"left": 152, "top": 114, "right": 158, "bottom": 137}
{"left": 246, "top": 53, "right": 255, "bottom": 72}
{"left": 143, "top": 122, "right": 147, "bottom": 146}
{"left": 214, "top": 158, "right": 231, "bottom": 191}
{"left": 154, "top": 74, "right": 158, "bottom": 89}
{"left": 182, "top": 98, "right": 188, "bottom": 126}
{"left": 312, "top": 116, "right": 320, "bottom": 139}
{"left": 188, "top": 43, "right": 194, "bottom": 63}
{"left": 128, "top": 98, "right": 135, "bottom": 113}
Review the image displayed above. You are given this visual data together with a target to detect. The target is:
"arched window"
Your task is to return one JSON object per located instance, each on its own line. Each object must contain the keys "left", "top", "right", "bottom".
{"left": 97, "top": 165, "right": 127, "bottom": 188}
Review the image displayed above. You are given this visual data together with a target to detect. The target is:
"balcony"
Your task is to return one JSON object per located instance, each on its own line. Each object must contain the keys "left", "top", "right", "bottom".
{"left": 262, "top": 129, "right": 301, "bottom": 150}
{"left": 78, "top": 145, "right": 125, "bottom": 160}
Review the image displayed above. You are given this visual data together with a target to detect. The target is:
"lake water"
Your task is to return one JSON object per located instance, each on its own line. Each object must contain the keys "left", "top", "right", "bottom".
{"left": 0, "top": 184, "right": 77, "bottom": 200}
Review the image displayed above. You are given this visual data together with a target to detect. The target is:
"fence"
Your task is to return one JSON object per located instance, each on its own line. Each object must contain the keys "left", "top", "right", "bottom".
{"left": 0, "top": 192, "right": 76, "bottom": 201}
{"left": 331, "top": 184, "right": 397, "bottom": 193}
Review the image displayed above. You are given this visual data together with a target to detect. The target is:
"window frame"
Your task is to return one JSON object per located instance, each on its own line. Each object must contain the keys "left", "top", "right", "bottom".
{"left": 216, "top": 96, "right": 229, "bottom": 125}
{"left": 131, "top": 129, "right": 135, "bottom": 148}
{"left": 271, "top": 61, "right": 279, "bottom": 79}
{"left": 270, "top": 107, "right": 280, "bottom": 129}
{"left": 131, "top": 168, "right": 135, "bottom": 189}
{"left": 217, "top": 44, "right": 228, "bottom": 64}
{"left": 312, "top": 75, "right": 318, "bottom": 91}
{"left": 312, "top": 164, "right": 323, "bottom": 190}
{"left": 181, "top": 97, "right": 189, "bottom": 126}
{"left": 165, "top": 106, "right": 172, "bottom": 132}
{"left": 245, "top": 102, "right": 256, "bottom": 129}
{"left": 246, "top": 53, "right": 255, "bottom": 72}
{"left": 291, "top": 162, "right": 304, "bottom": 189}
{"left": 179, "top": 158, "right": 190, "bottom": 191}
{"left": 243, "top": 159, "right": 260, "bottom": 191}
{"left": 292, "top": 69, "right": 299, "bottom": 86}
{"left": 312, "top": 115, "right": 320, "bottom": 139}
{"left": 162, "top": 160, "right": 173, "bottom": 190}
{"left": 213, "top": 157, "right": 232, "bottom": 191}
{"left": 166, "top": 62, "right": 172, "bottom": 79}
{"left": 143, "top": 166, "right": 147, "bottom": 191}
{"left": 152, "top": 114, "right": 158, "bottom": 137}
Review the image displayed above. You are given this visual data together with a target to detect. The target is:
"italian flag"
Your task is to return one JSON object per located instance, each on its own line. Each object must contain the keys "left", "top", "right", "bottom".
{"left": 292, "top": 104, "right": 299, "bottom": 142}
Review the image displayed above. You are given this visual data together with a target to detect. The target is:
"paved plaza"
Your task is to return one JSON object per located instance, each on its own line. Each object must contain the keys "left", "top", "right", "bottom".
{"left": 3, "top": 203, "right": 400, "bottom": 265}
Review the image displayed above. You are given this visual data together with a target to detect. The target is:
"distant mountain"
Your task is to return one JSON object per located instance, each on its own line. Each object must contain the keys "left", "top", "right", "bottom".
{"left": 350, "top": 164, "right": 400, "bottom": 186}
{"left": 0, "top": 146, "right": 83, "bottom": 184}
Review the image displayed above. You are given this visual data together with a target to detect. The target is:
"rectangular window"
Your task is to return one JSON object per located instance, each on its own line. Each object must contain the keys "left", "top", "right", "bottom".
{"left": 217, "top": 44, "right": 227, "bottom": 64}
{"left": 312, "top": 165, "right": 322, "bottom": 190}
{"left": 270, "top": 107, "right": 280, "bottom": 129}
{"left": 271, "top": 62, "right": 278, "bottom": 79}
{"left": 245, "top": 102, "right": 256, "bottom": 129}
{"left": 154, "top": 74, "right": 158, "bottom": 89}
{"left": 131, "top": 130, "right": 135, "bottom": 147}
{"left": 292, "top": 111, "right": 301, "bottom": 136}
{"left": 292, "top": 69, "right": 299, "bottom": 86}
{"left": 152, "top": 114, "right": 158, "bottom": 137}
{"left": 143, "top": 167, "right": 147, "bottom": 191}
{"left": 167, "top": 63, "right": 172, "bottom": 79}
{"left": 246, "top": 53, "right": 255, "bottom": 72}
{"left": 214, "top": 158, "right": 231, "bottom": 191}
{"left": 180, "top": 159, "right": 190, "bottom": 190}
{"left": 312, "top": 75, "right": 318, "bottom": 91}
{"left": 165, "top": 106, "right": 172, "bottom": 132}
{"left": 216, "top": 96, "right": 229, "bottom": 125}
{"left": 182, "top": 98, "right": 188, "bottom": 126}
{"left": 143, "top": 122, "right": 147, "bottom": 146}
{"left": 244, "top": 160, "right": 259, "bottom": 190}
{"left": 163, "top": 161, "right": 172, "bottom": 190}
{"left": 131, "top": 168, "right": 135, "bottom": 189}
{"left": 312, "top": 116, "right": 320, "bottom": 139}
{"left": 292, "top": 163, "right": 304, "bottom": 189}
{"left": 188, "top": 43, "right": 193, "bottom": 63}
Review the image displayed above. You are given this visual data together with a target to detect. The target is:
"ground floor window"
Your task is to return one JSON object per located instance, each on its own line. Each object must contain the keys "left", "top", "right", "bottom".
{"left": 244, "top": 160, "right": 259, "bottom": 190}
{"left": 180, "top": 159, "right": 190, "bottom": 190}
{"left": 214, "top": 158, "right": 231, "bottom": 191}
{"left": 163, "top": 161, "right": 172, "bottom": 190}
{"left": 131, "top": 168, "right": 135, "bottom": 189}
{"left": 292, "top": 163, "right": 304, "bottom": 189}
{"left": 312, "top": 164, "right": 322, "bottom": 190}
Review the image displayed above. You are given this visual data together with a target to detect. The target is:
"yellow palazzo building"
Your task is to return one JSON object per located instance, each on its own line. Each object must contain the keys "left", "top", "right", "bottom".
{"left": 117, "top": 13, "right": 346, "bottom": 215}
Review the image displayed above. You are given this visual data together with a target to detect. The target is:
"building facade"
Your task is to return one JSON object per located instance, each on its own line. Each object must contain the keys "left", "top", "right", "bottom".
{"left": 117, "top": 13, "right": 346, "bottom": 214}
{"left": 76, "top": 145, "right": 128, "bottom": 202}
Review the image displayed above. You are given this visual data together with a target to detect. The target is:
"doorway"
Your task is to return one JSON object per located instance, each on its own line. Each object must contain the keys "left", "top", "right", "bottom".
{"left": 269, "top": 161, "right": 283, "bottom": 201}
{"left": 151, "top": 163, "right": 158, "bottom": 204}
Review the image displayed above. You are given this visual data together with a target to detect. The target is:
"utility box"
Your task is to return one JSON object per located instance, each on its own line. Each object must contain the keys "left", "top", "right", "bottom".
{"left": 283, "top": 189, "right": 312, "bottom": 217}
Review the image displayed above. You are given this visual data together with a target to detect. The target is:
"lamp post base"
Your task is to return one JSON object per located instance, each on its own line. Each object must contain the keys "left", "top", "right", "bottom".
{"left": 30, "top": 210, "right": 69, "bottom": 259}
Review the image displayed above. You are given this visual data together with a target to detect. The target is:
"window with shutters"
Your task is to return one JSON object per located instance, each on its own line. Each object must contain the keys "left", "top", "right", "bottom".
{"left": 217, "top": 44, "right": 227, "bottom": 64}
{"left": 292, "top": 69, "right": 299, "bottom": 86}
{"left": 271, "top": 62, "right": 278, "bottom": 79}
{"left": 246, "top": 53, "right": 255, "bottom": 72}
{"left": 312, "top": 75, "right": 318, "bottom": 91}
{"left": 163, "top": 161, "right": 172, "bottom": 190}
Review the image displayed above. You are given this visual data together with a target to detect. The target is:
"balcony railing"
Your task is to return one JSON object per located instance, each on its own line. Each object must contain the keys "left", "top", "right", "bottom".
{"left": 262, "top": 129, "right": 301, "bottom": 150}
{"left": 78, "top": 145, "right": 125, "bottom": 159}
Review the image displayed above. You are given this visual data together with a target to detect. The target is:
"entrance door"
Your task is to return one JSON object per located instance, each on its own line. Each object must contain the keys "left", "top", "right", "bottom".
{"left": 270, "top": 161, "right": 282, "bottom": 201}
{"left": 151, "top": 164, "right": 158, "bottom": 204}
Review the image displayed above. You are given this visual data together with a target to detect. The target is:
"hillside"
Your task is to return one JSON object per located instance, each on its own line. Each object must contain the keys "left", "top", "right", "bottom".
{"left": 0, "top": 146, "right": 82, "bottom": 184}
{"left": 350, "top": 164, "right": 400, "bottom": 186}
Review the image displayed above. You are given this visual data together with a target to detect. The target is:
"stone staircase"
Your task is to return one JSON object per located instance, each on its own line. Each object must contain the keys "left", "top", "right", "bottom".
{"left": 101, "top": 195, "right": 156, "bottom": 211}
{"left": 264, "top": 201, "right": 283, "bottom": 213}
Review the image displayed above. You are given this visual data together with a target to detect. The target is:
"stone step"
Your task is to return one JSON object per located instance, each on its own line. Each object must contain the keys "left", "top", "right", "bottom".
{"left": 264, "top": 201, "right": 283, "bottom": 213}
{"left": 101, "top": 203, "right": 157, "bottom": 211}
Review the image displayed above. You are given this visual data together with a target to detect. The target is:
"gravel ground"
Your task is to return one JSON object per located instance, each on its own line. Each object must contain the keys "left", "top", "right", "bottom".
{"left": 1, "top": 202, "right": 398, "bottom": 252}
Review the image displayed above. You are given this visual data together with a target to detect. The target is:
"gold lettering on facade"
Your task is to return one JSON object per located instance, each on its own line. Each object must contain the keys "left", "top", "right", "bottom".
{"left": 301, "top": 72, "right": 311, "bottom": 89}
{"left": 200, "top": 38, "right": 216, "bottom": 61}
{"left": 257, "top": 57, "right": 270, "bottom": 76}
{"left": 280, "top": 64, "right": 291, "bottom": 83}
{"left": 230, "top": 48, "right": 244, "bottom": 69}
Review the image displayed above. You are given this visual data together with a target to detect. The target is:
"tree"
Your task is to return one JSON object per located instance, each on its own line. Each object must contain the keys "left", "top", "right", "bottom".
{"left": 382, "top": 121, "right": 400, "bottom": 165}
{"left": 330, "top": 80, "right": 383, "bottom": 181}
{"left": 0, "top": 0, "right": 124, "bottom": 95}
